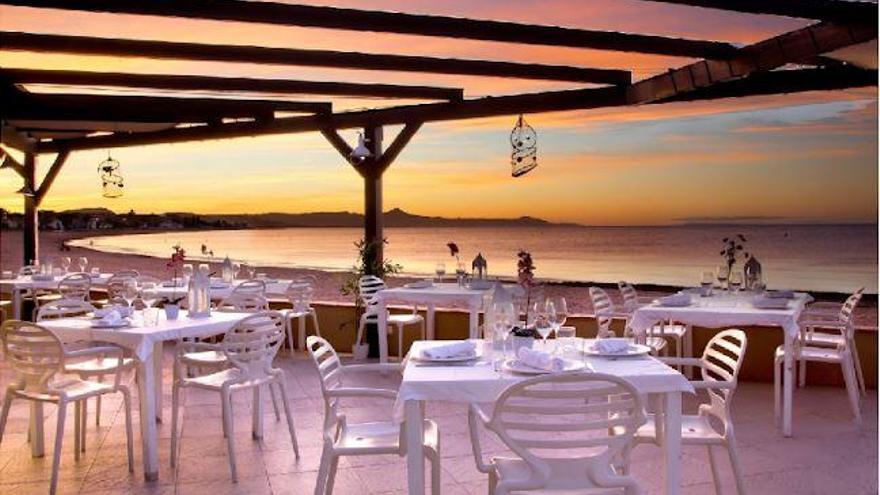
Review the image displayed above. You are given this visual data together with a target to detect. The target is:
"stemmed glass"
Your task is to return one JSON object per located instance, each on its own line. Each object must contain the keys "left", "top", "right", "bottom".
{"left": 533, "top": 300, "right": 554, "bottom": 351}
{"left": 491, "top": 301, "right": 516, "bottom": 370}
{"left": 182, "top": 264, "right": 194, "bottom": 285}
{"left": 121, "top": 278, "right": 139, "bottom": 311}
{"left": 435, "top": 262, "right": 446, "bottom": 283}
{"left": 547, "top": 296, "right": 567, "bottom": 352}
{"left": 728, "top": 272, "right": 743, "bottom": 293}
{"left": 77, "top": 256, "right": 88, "bottom": 273}
{"left": 140, "top": 281, "right": 159, "bottom": 325}
{"left": 701, "top": 270, "right": 714, "bottom": 297}
{"left": 716, "top": 265, "right": 729, "bottom": 291}
{"left": 60, "top": 257, "right": 71, "bottom": 273}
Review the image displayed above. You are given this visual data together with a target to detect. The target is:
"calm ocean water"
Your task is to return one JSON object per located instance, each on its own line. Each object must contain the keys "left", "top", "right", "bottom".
{"left": 71, "top": 224, "right": 878, "bottom": 294}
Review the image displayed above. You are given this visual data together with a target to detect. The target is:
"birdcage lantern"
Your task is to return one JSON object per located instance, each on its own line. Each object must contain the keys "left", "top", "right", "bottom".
{"left": 743, "top": 255, "right": 763, "bottom": 291}
{"left": 472, "top": 252, "right": 487, "bottom": 279}
{"left": 97, "top": 152, "right": 124, "bottom": 198}
{"left": 510, "top": 114, "right": 537, "bottom": 177}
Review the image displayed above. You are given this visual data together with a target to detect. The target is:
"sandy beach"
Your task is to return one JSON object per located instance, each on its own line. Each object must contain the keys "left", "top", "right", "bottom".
{"left": 1, "top": 229, "right": 875, "bottom": 327}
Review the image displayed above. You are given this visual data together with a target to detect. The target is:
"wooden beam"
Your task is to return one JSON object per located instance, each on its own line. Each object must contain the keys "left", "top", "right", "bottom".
{"left": 362, "top": 125, "right": 383, "bottom": 275}
{"left": 22, "top": 152, "right": 38, "bottom": 266}
{"left": 33, "top": 148, "right": 69, "bottom": 206}
{"left": 644, "top": 0, "right": 877, "bottom": 22}
{"left": 5, "top": 92, "right": 331, "bottom": 123}
{"left": 627, "top": 21, "right": 877, "bottom": 104}
{"left": 36, "top": 86, "right": 627, "bottom": 153}
{"left": 1, "top": 120, "right": 36, "bottom": 152}
{"left": 0, "top": 147, "right": 26, "bottom": 178}
{"left": 377, "top": 122, "right": 422, "bottom": 173}
{"left": 319, "top": 127, "right": 354, "bottom": 162}
{"left": 0, "top": 31, "right": 631, "bottom": 85}
{"left": 0, "top": 0, "right": 739, "bottom": 59}
{"left": 1, "top": 68, "right": 465, "bottom": 101}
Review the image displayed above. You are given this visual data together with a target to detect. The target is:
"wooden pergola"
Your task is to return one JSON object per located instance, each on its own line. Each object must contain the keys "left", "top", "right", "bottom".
{"left": 1, "top": 0, "right": 876, "bottom": 272}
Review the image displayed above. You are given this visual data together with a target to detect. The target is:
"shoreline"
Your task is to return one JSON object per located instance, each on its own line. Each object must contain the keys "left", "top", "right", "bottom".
{"left": 1, "top": 229, "right": 876, "bottom": 328}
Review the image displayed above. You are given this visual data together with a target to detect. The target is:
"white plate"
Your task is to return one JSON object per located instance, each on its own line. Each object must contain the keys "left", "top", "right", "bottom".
{"left": 583, "top": 343, "right": 651, "bottom": 358}
{"left": 414, "top": 345, "right": 483, "bottom": 362}
{"left": 90, "top": 320, "right": 132, "bottom": 329}
{"left": 502, "top": 358, "right": 586, "bottom": 375}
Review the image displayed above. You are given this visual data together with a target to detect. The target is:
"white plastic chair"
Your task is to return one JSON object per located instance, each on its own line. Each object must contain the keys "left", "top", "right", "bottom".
{"left": 98, "top": 270, "right": 140, "bottom": 306}
{"left": 354, "top": 276, "right": 424, "bottom": 360}
{"left": 37, "top": 299, "right": 137, "bottom": 431}
{"left": 776, "top": 291, "right": 863, "bottom": 426}
{"left": 282, "top": 278, "right": 321, "bottom": 353}
{"left": 799, "top": 288, "right": 865, "bottom": 394}
{"left": 589, "top": 286, "right": 666, "bottom": 355}
{"left": 33, "top": 272, "right": 93, "bottom": 315}
{"left": 618, "top": 281, "right": 690, "bottom": 368}
{"left": 0, "top": 320, "right": 135, "bottom": 495}
{"left": 306, "top": 336, "right": 440, "bottom": 495}
{"left": 468, "top": 372, "right": 646, "bottom": 495}
{"left": 217, "top": 280, "right": 270, "bottom": 312}
{"left": 171, "top": 311, "right": 299, "bottom": 482}
{"left": 630, "top": 329, "right": 748, "bottom": 495}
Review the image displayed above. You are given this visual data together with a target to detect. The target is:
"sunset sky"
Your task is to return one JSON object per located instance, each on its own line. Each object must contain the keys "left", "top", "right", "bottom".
{"left": 0, "top": 0, "right": 876, "bottom": 226}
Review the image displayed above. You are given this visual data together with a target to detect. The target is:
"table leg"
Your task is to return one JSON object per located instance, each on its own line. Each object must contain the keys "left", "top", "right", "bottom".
{"left": 252, "top": 387, "right": 263, "bottom": 439}
{"left": 12, "top": 288, "right": 23, "bottom": 320}
{"left": 684, "top": 326, "right": 694, "bottom": 379}
{"left": 783, "top": 332, "right": 794, "bottom": 437}
{"left": 468, "top": 300, "right": 479, "bottom": 339}
{"left": 137, "top": 357, "right": 160, "bottom": 481}
{"left": 378, "top": 300, "right": 389, "bottom": 363}
{"left": 662, "top": 392, "right": 682, "bottom": 495}
{"left": 153, "top": 342, "right": 163, "bottom": 423}
{"left": 404, "top": 400, "right": 425, "bottom": 495}
{"left": 426, "top": 304, "right": 436, "bottom": 340}
{"left": 298, "top": 316, "right": 306, "bottom": 351}
{"left": 29, "top": 402, "right": 45, "bottom": 457}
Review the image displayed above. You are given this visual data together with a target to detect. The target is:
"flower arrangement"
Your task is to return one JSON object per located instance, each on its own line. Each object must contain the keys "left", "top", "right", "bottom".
{"left": 720, "top": 234, "right": 750, "bottom": 279}
{"left": 164, "top": 244, "right": 186, "bottom": 305}
{"left": 517, "top": 249, "right": 536, "bottom": 327}
{"left": 447, "top": 242, "right": 460, "bottom": 262}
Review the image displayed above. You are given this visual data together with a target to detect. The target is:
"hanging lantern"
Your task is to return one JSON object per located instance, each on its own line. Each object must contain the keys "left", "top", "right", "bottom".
{"left": 349, "top": 132, "right": 372, "bottom": 165}
{"left": 471, "top": 252, "right": 487, "bottom": 279}
{"left": 97, "top": 152, "right": 124, "bottom": 198}
{"left": 510, "top": 114, "right": 537, "bottom": 177}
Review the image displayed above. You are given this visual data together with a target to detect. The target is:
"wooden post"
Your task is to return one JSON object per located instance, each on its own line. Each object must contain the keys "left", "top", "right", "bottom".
{"left": 362, "top": 125, "right": 383, "bottom": 274}
{"left": 22, "top": 152, "right": 38, "bottom": 266}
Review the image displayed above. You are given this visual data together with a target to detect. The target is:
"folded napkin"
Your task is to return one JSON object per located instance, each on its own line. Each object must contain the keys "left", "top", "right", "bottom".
{"left": 93, "top": 310, "right": 123, "bottom": 326}
{"left": 420, "top": 341, "right": 477, "bottom": 360}
{"left": 765, "top": 290, "right": 795, "bottom": 299}
{"left": 753, "top": 296, "right": 789, "bottom": 309}
{"left": 657, "top": 293, "right": 691, "bottom": 307}
{"left": 405, "top": 280, "right": 433, "bottom": 289}
{"left": 593, "top": 338, "right": 630, "bottom": 355}
{"left": 517, "top": 347, "right": 565, "bottom": 372}
{"left": 95, "top": 306, "right": 132, "bottom": 318}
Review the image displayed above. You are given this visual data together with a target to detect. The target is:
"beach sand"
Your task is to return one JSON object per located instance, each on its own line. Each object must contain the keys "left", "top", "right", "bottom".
{"left": 1, "top": 229, "right": 875, "bottom": 327}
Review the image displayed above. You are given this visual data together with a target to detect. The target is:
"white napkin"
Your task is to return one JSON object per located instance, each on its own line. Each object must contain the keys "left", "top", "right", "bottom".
{"left": 594, "top": 338, "right": 630, "bottom": 354}
{"left": 657, "top": 293, "right": 691, "bottom": 307}
{"left": 95, "top": 306, "right": 132, "bottom": 318}
{"left": 753, "top": 296, "right": 789, "bottom": 309}
{"left": 517, "top": 347, "right": 565, "bottom": 372}
{"left": 93, "top": 310, "right": 122, "bottom": 326}
{"left": 420, "top": 341, "right": 476, "bottom": 360}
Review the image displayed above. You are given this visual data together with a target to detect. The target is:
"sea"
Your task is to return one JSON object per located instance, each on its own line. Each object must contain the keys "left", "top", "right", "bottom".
{"left": 70, "top": 224, "right": 878, "bottom": 294}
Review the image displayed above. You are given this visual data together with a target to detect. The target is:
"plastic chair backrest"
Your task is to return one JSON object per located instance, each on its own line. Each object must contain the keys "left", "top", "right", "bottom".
{"left": 588, "top": 287, "right": 615, "bottom": 338}
{"left": 487, "top": 372, "right": 645, "bottom": 490}
{"left": 58, "top": 273, "right": 92, "bottom": 300}
{"left": 286, "top": 279, "right": 315, "bottom": 312}
{"left": 234, "top": 279, "right": 267, "bottom": 295}
{"left": 1, "top": 321, "right": 64, "bottom": 393}
{"left": 839, "top": 288, "right": 864, "bottom": 326}
{"left": 700, "top": 329, "right": 747, "bottom": 423}
{"left": 617, "top": 281, "right": 639, "bottom": 311}
{"left": 358, "top": 276, "right": 386, "bottom": 316}
{"left": 306, "top": 336, "right": 345, "bottom": 423}
{"left": 36, "top": 299, "right": 96, "bottom": 321}
{"left": 106, "top": 270, "right": 140, "bottom": 300}
{"left": 221, "top": 312, "right": 284, "bottom": 378}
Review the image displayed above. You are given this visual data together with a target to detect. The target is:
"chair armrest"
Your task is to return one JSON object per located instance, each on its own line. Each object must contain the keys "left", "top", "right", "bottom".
{"left": 690, "top": 380, "right": 736, "bottom": 390}
{"left": 468, "top": 403, "right": 494, "bottom": 474}
{"left": 64, "top": 345, "right": 126, "bottom": 390}
{"left": 325, "top": 387, "right": 397, "bottom": 400}
{"left": 342, "top": 363, "right": 403, "bottom": 374}
{"left": 799, "top": 319, "right": 846, "bottom": 330}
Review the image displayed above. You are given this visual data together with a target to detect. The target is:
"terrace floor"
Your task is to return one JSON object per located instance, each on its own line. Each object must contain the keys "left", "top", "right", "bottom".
{"left": 0, "top": 347, "right": 876, "bottom": 495}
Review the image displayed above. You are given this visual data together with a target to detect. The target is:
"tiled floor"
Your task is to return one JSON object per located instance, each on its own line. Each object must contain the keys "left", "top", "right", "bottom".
{"left": 0, "top": 346, "right": 876, "bottom": 495}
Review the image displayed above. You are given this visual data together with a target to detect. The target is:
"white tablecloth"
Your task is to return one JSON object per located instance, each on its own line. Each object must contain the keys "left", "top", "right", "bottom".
{"left": 152, "top": 278, "right": 293, "bottom": 302}
{"left": 630, "top": 292, "right": 812, "bottom": 337}
{"left": 394, "top": 339, "right": 693, "bottom": 420}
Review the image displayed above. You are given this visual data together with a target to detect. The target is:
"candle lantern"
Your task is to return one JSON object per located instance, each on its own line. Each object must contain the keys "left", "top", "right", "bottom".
{"left": 472, "top": 253, "right": 487, "bottom": 279}
{"left": 221, "top": 256, "right": 235, "bottom": 283}
{"left": 743, "top": 255, "right": 763, "bottom": 291}
{"left": 510, "top": 114, "right": 538, "bottom": 177}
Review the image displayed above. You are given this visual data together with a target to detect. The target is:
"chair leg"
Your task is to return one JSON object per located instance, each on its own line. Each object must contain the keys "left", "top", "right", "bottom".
{"left": 268, "top": 383, "right": 281, "bottom": 421}
{"left": 276, "top": 376, "right": 300, "bottom": 458}
{"left": 849, "top": 337, "right": 867, "bottom": 396}
{"left": 285, "top": 315, "right": 295, "bottom": 355}
{"left": 397, "top": 324, "right": 404, "bottom": 362}
{"left": 798, "top": 358, "right": 807, "bottom": 388}
{"left": 706, "top": 445, "right": 723, "bottom": 495}
{"left": 0, "top": 392, "right": 13, "bottom": 446}
{"left": 429, "top": 452, "right": 441, "bottom": 495}
{"left": 221, "top": 388, "right": 238, "bottom": 482}
{"left": 488, "top": 469, "right": 498, "bottom": 495}
{"left": 314, "top": 444, "right": 333, "bottom": 495}
{"left": 773, "top": 357, "right": 781, "bottom": 425}
{"left": 841, "top": 354, "right": 862, "bottom": 426}
{"left": 726, "top": 430, "right": 747, "bottom": 495}
{"left": 120, "top": 387, "right": 135, "bottom": 473}
{"left": 80, "top": 398, "right": 87, "bottom": 453}
{"left": 326, "top": 455, "right": 340, "bottom": 495}
{"left": 95, "top": 376, "right": 103, "bottom": 426}
{"left": 311, "top": 310, "right": 321, "bottom": 338}
{"left": 171, "top": 382, "right": 181, "bottom": 467}
{"left": 49, "top": 400, "right": 67, "bottom": 495}
{"left": 74, "top": 401, "right": 81, "bottom": 462}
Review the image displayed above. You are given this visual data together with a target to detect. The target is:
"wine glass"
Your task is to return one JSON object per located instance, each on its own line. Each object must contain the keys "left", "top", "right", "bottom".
{"left": 139, "top": 281, "right": 158, "bottom": 308}
{"left": 547, "top": 296, "right": 567, "bottom": 352}
{"left": 60, "top": 256, "right": 71, "bottom": 273}
{"left": 182, "top": 264, "right": 194, "bottom": 285}
{"left": 455, "top": 261, "right": 467, "bottom": 286}
{"left": 729, "top": 272, "right": 743, "bottom": 293}
{"left": 77, "top": 256, "right": 88, "bottom": 273}
{"left": 435, "top": 262, "right": 446, "bottom": 283}
{"left": 716, "top": 265, "right": 729, "bottom": 291}
{"left": 491, "top": 301, "right": 516, "bottom": 369}
{"left": 533, "top": 300, "right": 554, "bottom": 351}
{"left": 121, "top": 278, "right": 139, "bottom": 310}
{"left": 700, "top": 270, "right": 714, "bottom": 297}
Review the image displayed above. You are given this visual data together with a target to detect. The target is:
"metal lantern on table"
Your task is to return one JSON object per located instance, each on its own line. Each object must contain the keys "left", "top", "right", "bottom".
{"left": 221, "top": 256, "right": 235, "bottom": 283}
{"left": 472, "top": 253, "right": 487, "bottom": 279}
{"left": 743, "top": 255, "right": 763, "bottom": 291}
{"left": 187, "top": 264, "right": 212, "bottom": 318}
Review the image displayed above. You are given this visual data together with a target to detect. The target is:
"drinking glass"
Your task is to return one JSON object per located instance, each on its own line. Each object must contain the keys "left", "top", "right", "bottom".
{"left": 60, "top": 257, "right": 71, "bottom": 273}
{"left": 556, "top": 326, "right": 577, "bottom": 358}
{"left": 77, "top": 256, "right": 88, "bottom": 273}
{"left": 140, "top": 282, "right": 158, "bottom": 308}
{"left": 455, "top": 262, "right": 467, "bottom": 286}
{"left": 491, "top": 301, "right": 516, "bottom": 369}
{"left": 182, "top": 264, "right": 194, "bottom": 285}
{"left": 700, "top": 271, "right": 714, "bottom": 297}
{"left": 729, "top": 272, "right": 743, "bottom": 293}
{"left": 91, "top": 267, "right": 101, "bottom": 277}
{"left": 435, "top": 262, "right": 446, "bottom": 283}
{"left": 121, "top": 278, "right": 139, "bottom": 309}
{"left": 716, "top": 265, "right": 729, "bottom": 290}
{"left": 547, "top": 296, "right": 567, "bottom": 352}
{"left": 533, "top": 300, "right": 554, "bottom": 351}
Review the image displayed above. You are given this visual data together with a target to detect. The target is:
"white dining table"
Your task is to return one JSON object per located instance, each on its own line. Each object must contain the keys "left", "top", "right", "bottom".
{"left": 0, "top": 273, "right": 112, "bottom": 319}
{"left": 39, "top": 310, "right": 252, "bottom": 481}
{"left": 151, "top": 278, "right": 293, "bottom": 303}
{"left": 395, "top": 339, "right": 694, "bottom": 495}
{"left": 629, "top": 291, "right": 812, "bottom": 437}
